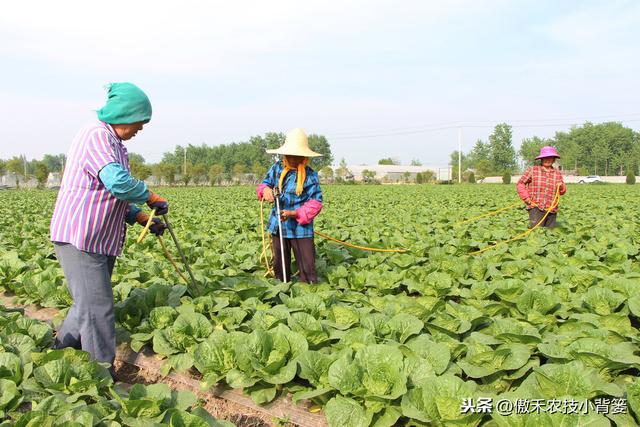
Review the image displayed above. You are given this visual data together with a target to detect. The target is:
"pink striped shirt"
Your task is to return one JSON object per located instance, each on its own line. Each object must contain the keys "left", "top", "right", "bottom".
{"left": 50, "top": 121, "right": 130, "bottom": 256}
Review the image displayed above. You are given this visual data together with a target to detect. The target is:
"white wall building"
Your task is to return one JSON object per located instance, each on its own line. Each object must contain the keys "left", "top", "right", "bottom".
{"left": 47, "top": 172, "right": 62, "bottom": 188}
{"left": 1, "top": 172, "right": 18, "bottom": 188}
{"left": 346, "top": 164, "right": 452, "bottom": 182}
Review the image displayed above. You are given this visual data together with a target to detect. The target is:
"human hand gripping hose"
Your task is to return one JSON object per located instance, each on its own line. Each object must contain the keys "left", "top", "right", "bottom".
{"left": 137, "top": 210, "right": 203, "bottom": 296}
{"left": 469, "top": 184, "right": 562, "bottom": 255}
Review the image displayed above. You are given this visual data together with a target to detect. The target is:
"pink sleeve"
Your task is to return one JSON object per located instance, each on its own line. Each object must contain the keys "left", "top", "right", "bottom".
{"left": 296, "top": 200, "right": 323, "bottom": 225}
{"left": 516, "top": 169, "right": 532, "bottom": 201}
{"left": 256, "top": 184, "right": 268, "bottom": 200}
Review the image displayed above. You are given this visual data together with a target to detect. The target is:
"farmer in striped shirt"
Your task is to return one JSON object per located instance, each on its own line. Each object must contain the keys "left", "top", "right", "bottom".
{"left": 257, "top": 128, "right": 323, "bottom": 283}
{"left": 50, "top": 83, "right": 169, "bottom": 380}
{"left": 517, "top": 146, "right": 567, "bottom": 228}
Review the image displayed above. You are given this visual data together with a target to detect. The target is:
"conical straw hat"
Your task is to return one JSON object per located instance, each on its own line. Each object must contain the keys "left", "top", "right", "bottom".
{"left": 266, "top": 128, "right": 322, "bottom": 157}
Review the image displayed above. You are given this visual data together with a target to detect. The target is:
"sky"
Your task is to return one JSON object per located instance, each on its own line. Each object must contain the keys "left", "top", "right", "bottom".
{"left": 1, "top": 0, "right": 640, "bottom": 167}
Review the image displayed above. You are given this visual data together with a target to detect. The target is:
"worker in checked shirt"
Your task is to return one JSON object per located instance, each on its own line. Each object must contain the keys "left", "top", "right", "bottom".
{"left": 517, "top": 146, "right": 567, "bottom": 228}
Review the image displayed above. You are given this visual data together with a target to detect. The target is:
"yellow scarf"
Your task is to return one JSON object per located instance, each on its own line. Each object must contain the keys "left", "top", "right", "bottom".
{"left": 279, "top": 157, "right": 308, "bottom": 195}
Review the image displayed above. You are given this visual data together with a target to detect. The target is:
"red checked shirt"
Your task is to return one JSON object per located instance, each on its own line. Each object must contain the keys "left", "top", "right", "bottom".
{"left": 516, "top": 165, "right": 567, "bottom": 212}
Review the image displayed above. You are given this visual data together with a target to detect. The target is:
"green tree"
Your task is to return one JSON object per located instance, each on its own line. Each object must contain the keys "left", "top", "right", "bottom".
{"left": 519, "top": 136, "right": 548, "bottom": 168}
{"left": 42, "top": 154, "right": 65, "bottom": 172}
{"left": 191, "top": 163, "right": 207, "bottom": 185}
{"left": 626, "top": 169, "right": 636, "bottom": 185}
{"left": 233, "top": 163, "right": 246, "bottom": 184}
{"left": 154, "top": 162, "right": 176, "bottom": 185}
{"left": 378, "top": 157, "right": 400, "bottom": 165}
{"left": 308, "top": 135, "right": 333, "bottom": 169}
{"left": 33, "top": 161, "right": 49, "bottom": 188}
{"left": 181, "top": 160, "right": 193, "bottom": 186}
{"left": 362, "top": 169, "right": 376, "bottom": 183}
{"left": 420, "top": 170, "right": 436, "bottom": 183}
{"left": 554, "top": 133, "right": 581, "bottom": 172}
{"left": 591, "top": 143, "right": 610, "bottom": 175}
{"left": 0, "top": 159, "right": 6, "bottom": 175}
{"left": 467, "top": 140, "right": 493, "bottom": 172}
{"left": 130, "top": 159, "right": 152, "bottom": 181}
{"left": 450, "top": 150, "right": 470, "bottom": 182}
{"left": 159, "top": 132, "right": 333, "bottom": 176}
{"left": 489, "top": 123, "right": 516, "bottom": 173}
{"left": 410, "top": 158, "right": 422, "bottom": 166}
{"left": 6, "top": 157, "right": 24, "bottom": 185}
{"left": 475, "top": 159, "right": 493, "bottom": 180}
{"left": 551, "top": 122, "right": 635, "bottom": 175}
{"left": 467, "top": 171, "right": 476, "bottom": 183}
{"left": 251, "top": 161, "right": 267, "bottom": 183}
{"left": 319, "top": 166, "right": 334, "bottom": 183}
{"left": 335, "top": 158, "right": 351, "bottom": 180}
{"left": 502, "top": 172, "right": 512, "bottom": 184}
{"left": 128, "top": 153, "right": 146, "bottom": 164}
{"left": 209, "top": 164, "right": 224, "bottom": 186}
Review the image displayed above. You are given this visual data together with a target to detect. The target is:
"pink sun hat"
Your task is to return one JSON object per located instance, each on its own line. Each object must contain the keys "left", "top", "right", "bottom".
{"left": 535, "top": 146, "right": 560, "bottom": 160}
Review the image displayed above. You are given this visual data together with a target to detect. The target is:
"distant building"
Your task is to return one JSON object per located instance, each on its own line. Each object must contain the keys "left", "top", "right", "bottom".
{"left": 1, "top": 172, "right": 18, "bottom": 188}
{"left": 47, "top": 172, "right": 62, "bottom": 189}
{"left": 346, "top": 165, "right": 452, "bottom": 183}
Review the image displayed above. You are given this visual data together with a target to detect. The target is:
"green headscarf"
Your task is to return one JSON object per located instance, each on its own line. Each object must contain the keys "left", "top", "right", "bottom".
{"left": 97, "top": 82, "right": 152, "bottom": 124}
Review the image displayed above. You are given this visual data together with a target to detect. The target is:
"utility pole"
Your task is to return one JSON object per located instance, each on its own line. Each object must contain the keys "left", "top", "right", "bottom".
{"left": 183, "top": 147, "right": 187, "bottom": 175}
{"left": 458, "top": 127, "right": 462, "bottom": 183}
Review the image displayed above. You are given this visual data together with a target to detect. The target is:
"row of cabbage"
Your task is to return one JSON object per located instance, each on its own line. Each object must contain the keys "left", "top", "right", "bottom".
{"left": 1, "top": 186, "right": 640, "bottom": 426}
{"left": 0, "top": 304, "right": 233, "bottom": 426}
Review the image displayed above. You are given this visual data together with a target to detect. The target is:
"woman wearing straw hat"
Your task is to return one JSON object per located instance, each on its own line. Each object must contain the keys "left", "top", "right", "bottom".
{"left": 517, "top": 146, "right": 567, "bottom": 228}
{"left": 256, "top": 128, "right": 323, "bottom": 283}
{"left": 50, "top": 82, "right": 169, "bottom": 380}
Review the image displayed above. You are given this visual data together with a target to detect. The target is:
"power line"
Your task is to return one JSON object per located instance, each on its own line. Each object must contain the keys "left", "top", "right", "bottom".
{"left": 327, "top": 113, "right": 640, "bottom": 137}
{"left": 327, "top": 117, "right": 640, "bottom": 140}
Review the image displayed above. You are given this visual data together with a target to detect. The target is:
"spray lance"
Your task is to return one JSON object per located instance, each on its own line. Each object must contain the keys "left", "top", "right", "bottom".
{"left": 271, "top": 184, "right": 288, "bottom": 283}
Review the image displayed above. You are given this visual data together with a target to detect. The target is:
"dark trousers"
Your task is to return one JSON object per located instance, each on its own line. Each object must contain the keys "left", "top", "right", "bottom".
{"left": 53, "top": 243, "right": 117, "bottom": 374}
{"left": 528, "top": 208, "right": 557, "bottom": 228}
{"left": 271, "top": 234, "right": 317, "bottom": 283}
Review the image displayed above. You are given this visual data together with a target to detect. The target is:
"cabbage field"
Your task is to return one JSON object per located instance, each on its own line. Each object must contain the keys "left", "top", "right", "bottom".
{"left": 0, "top": 305, "right": 233, "bottom": 426}
{"left": 1, "top": 185, "right": 640, "bottom": 427}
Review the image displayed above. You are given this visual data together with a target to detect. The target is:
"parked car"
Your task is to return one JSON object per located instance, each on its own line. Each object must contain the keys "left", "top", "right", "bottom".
{"left": 579, "top": 175, "right": 601, "bottom": 184}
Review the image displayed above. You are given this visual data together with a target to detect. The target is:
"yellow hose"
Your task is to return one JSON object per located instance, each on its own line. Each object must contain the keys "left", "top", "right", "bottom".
{"left": 258, "top": 199, "right": 408, "bottom": 276}
{"left": 471, "top": 185, "right": 561, "bottom": 255}
{"left": 455, "top": 201, "right": 521, "bottom": 226}
{"left": 136, "top": 208, "right": 157, "bottom": 244}
{"left": 314, "top": 230, "right": 408, "bottom": 253}
{"left": 259, "top": 201, "right": 275, "bottom": 277}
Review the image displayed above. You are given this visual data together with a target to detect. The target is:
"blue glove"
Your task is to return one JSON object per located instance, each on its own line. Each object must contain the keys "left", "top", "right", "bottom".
{"left": 135, "top": 212, "right": 166, "bottom": 236}
{"left": 149, "top": 218, "right": 167, "bottom": 236}
{"left": 147, "top": 191, "right": 169, "bottom": 215}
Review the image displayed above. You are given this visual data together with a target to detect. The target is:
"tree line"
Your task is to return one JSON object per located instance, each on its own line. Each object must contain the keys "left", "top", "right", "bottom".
{"left": 6, "top": 122, "right": 639, "bottom": 187}
{"left": 0, "top": 154, "right": 66, "bottom": 187}
{"left": 450, "top": 121, "right": 640, "bottom": 182}
{"left": 1, "top": 133, "right": 334, "bottom": 187}
{"left": 153, "top": 132, "right": 332, "bottom": 185}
